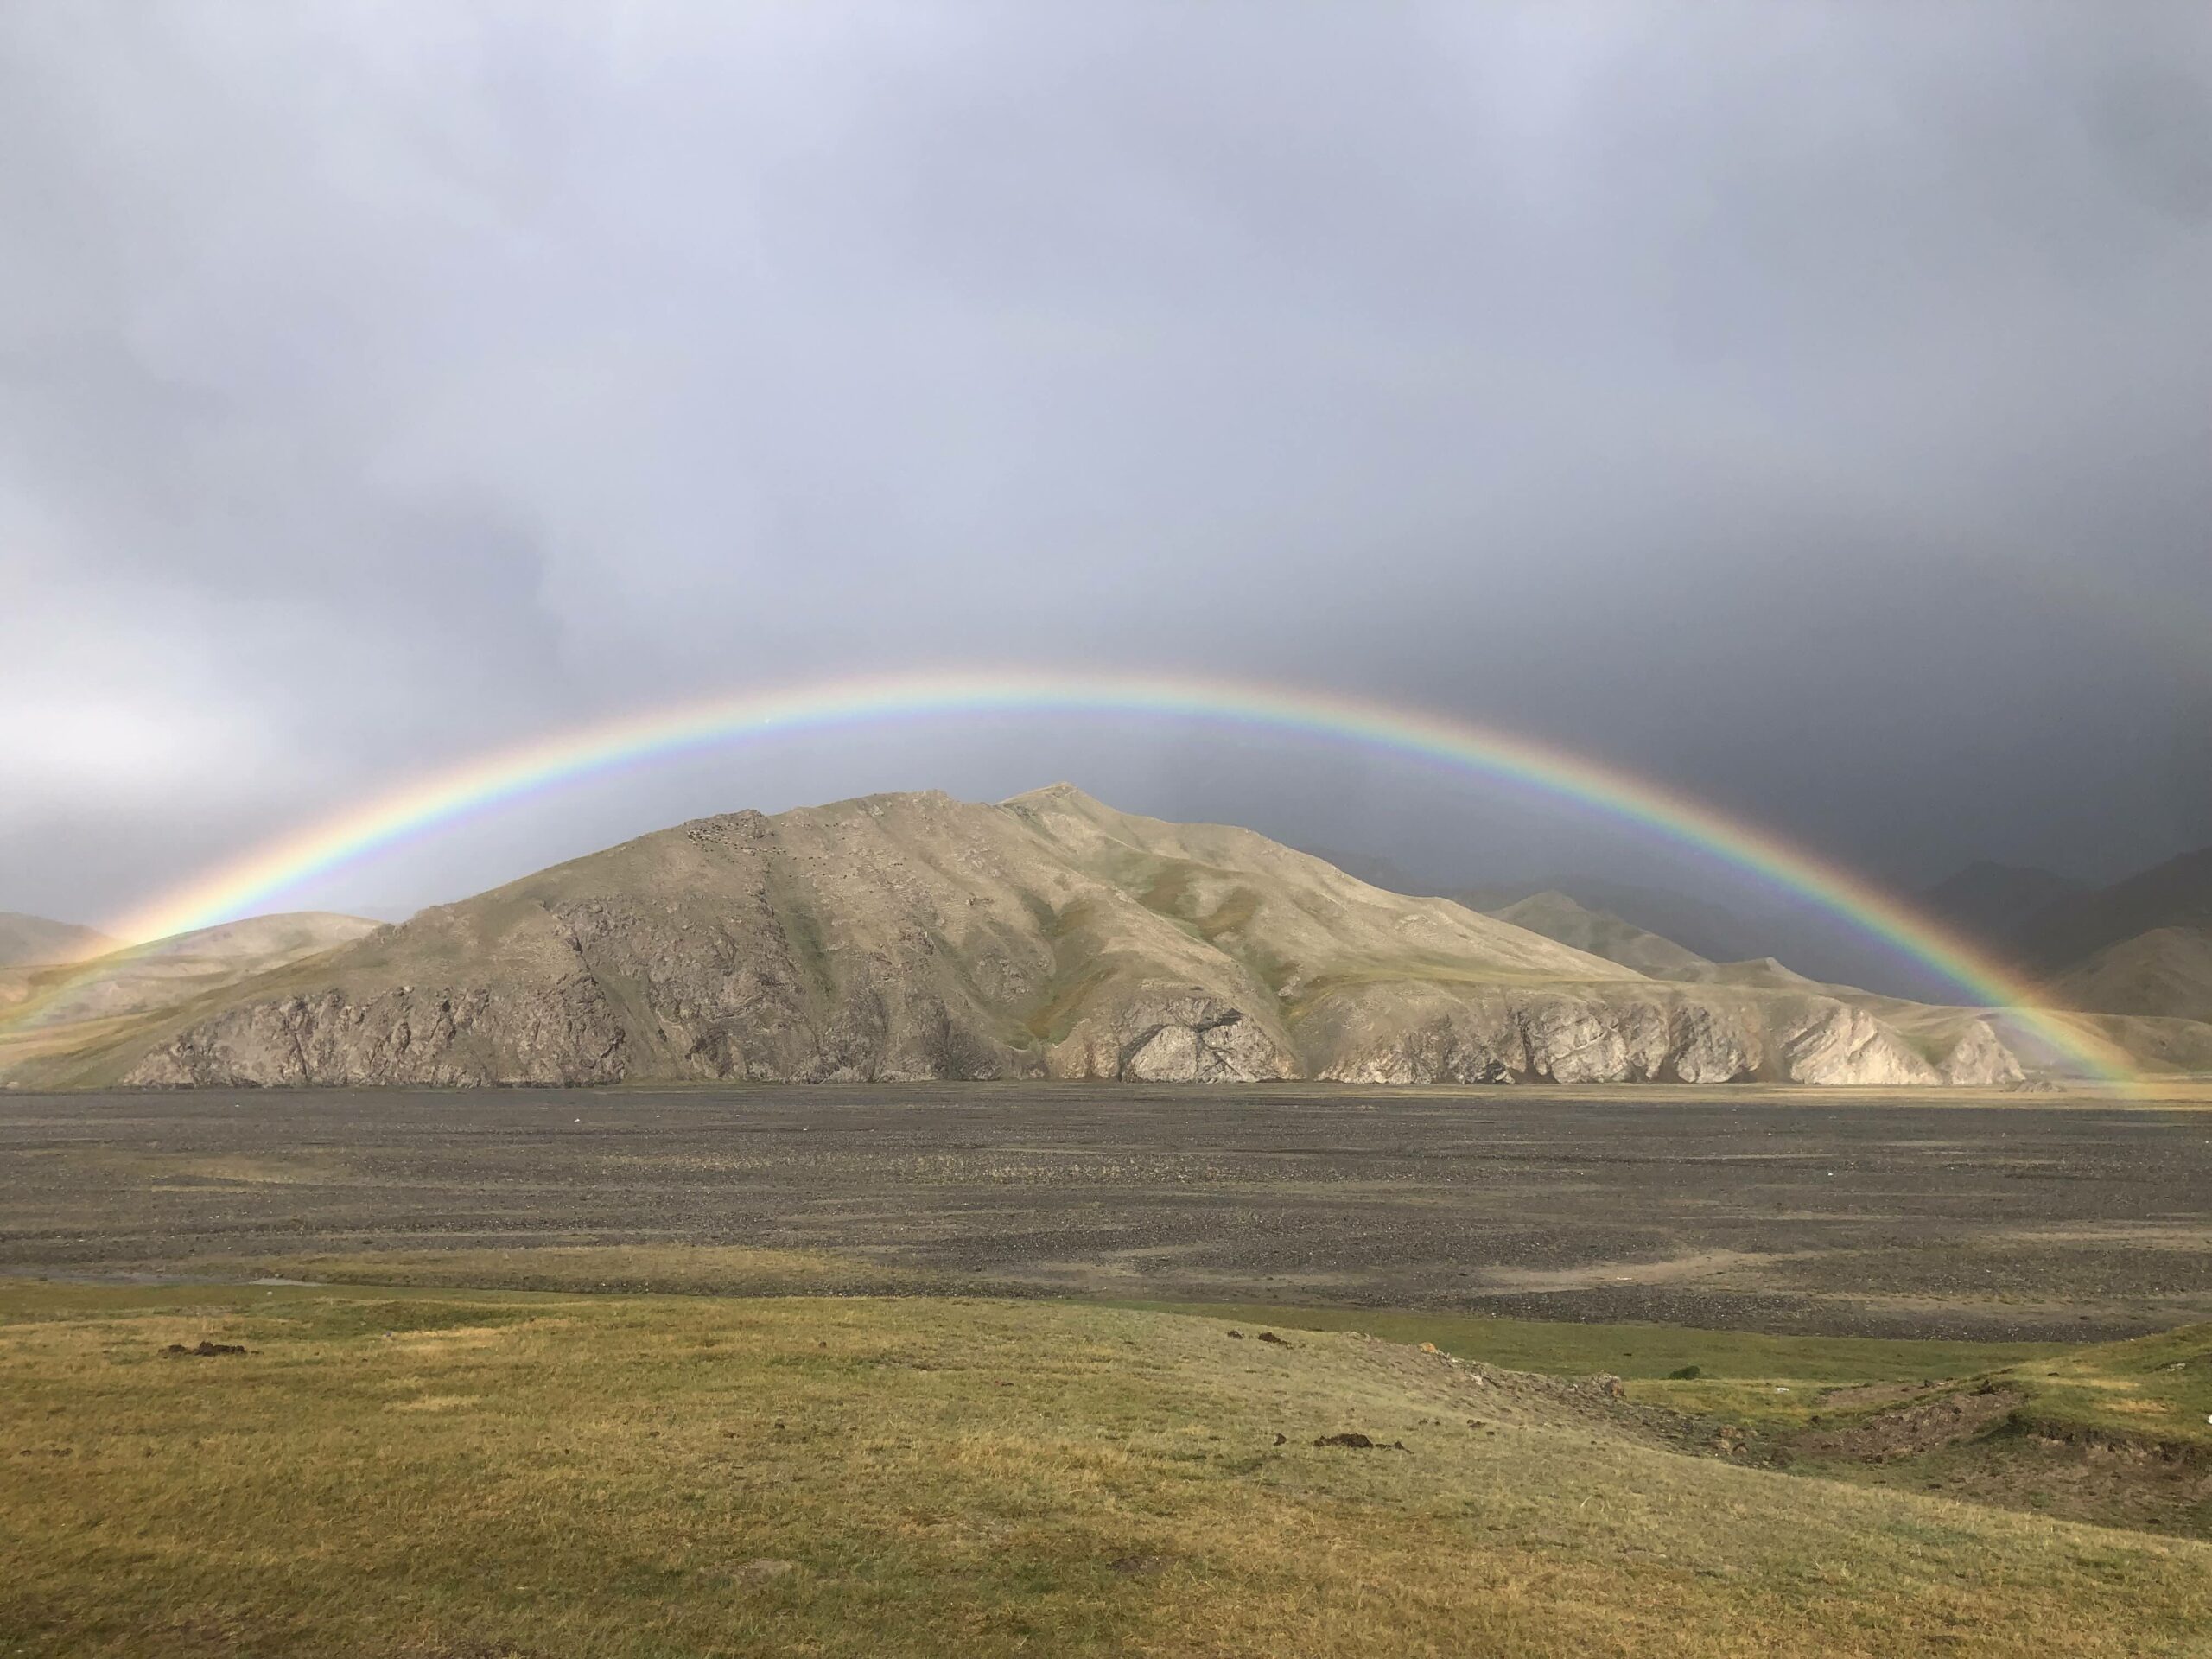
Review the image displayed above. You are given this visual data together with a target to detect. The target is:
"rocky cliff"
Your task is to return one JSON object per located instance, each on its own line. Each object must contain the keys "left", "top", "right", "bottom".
{"left": 62, "top": 785, "right": 2024, "bottom": 1089}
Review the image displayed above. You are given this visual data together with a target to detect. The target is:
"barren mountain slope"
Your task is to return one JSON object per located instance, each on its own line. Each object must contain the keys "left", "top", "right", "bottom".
{"left": 0, "top": 912, "right": 118, "bottom": 969}
{"left": 1483, "top": 891, "right": 1862, "bottom": 997}
{"left": 2050, "top": 925, "right": 2212, "bottom": 1026}
{"left": 0, "top": 913, "right": 388, "bottom": 1092}
{"left": 1482, "top": 891, "right": 1713, "bottom": 977}
{"left": 6, "top": 913, "right": 383, "bottom": 1031}
{"left": 30, "top": 786, "right": 2026, "bottom": 1088}
{"left": 1449, "top": 877, "right": 1770, "bottom": 965}
{"left": 2023, "top": 845, "right": 2212, "bottom": 974}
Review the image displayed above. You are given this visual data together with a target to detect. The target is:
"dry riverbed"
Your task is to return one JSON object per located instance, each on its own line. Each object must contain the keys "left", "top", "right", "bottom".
{"left": 3, "top": 1084, "right": 2209, "bottom": 1340}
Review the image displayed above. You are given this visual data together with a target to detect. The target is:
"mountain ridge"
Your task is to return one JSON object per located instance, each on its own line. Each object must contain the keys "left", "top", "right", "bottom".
{"left": 1915, "top": 861, "right": 2085, "bottom": 956}
{"left": 0, "top": 912, "right": 383, "bottom": 1036}
{"left": 2023, "top": 845, "right": 2212, "bottom": 974}
{"left": 6, "top": 785, "right": 2045, "bottom": 1090}
{"left": 0, "top": 912, "right": 119, "bottom": 969}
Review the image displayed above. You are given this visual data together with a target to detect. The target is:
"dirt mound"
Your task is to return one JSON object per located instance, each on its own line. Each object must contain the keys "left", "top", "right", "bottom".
{"left": 1951, "top": 1428, "right": 2212, "bottom": 1536}
{"left": 1791, "top": 1382, "right": 2212, "bottom": 1537}
{"left": 1796, "top": 1384, "right": 2023, "bottom": 1461}
{"left": 1313, "top": 1432, "right": 1407, "bottom": 1450}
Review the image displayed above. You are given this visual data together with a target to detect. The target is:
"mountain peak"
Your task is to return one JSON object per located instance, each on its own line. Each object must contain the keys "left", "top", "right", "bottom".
{"left": 1000, "top": 781, "right": 1107, "bottom": 810}
{"left": 1, "top": 785, "right": 2050, "bottom": 1090}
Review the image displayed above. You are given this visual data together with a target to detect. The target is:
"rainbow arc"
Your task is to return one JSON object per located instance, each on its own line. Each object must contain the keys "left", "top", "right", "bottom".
{"left": 9, "top": 670, "right": 2124, "bottom": 1079}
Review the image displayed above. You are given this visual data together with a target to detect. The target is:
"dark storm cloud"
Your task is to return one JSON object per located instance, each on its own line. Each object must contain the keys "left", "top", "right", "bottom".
{"left": 4, "top": 2, "right": 2209, "bottom": 929}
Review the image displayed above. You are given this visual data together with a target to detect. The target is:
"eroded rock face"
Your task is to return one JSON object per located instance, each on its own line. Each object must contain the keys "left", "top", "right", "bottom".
{"left": 1295, "top": 984, "right": 1770, "bottom": 1084}
{"left": 1778, "top": 1006, "right": 1940, "bottom": 1086}
{"left": 1668, "top": 1003, "right": 1762, "bottom": 1084}
{"left": 1046, "top": 988, "right": 1295, "bottom": 1081}
{"left": 1121, "top": 1001, "right": 1287, "bottom": 1082}
{"left": 1936, "top": 1020, "right": 2028, "bottom": 1086}
{"left": 126, "top": 978, "right": 629, "bottom": 1087}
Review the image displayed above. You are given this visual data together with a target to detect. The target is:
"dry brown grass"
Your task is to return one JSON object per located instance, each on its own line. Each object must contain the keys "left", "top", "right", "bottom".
{"left": 3, "top": 1281, "right": 2209, "bottom": 1657}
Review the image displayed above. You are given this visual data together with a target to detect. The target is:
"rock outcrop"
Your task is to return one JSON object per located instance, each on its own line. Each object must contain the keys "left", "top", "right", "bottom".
{"left": 52, "top": 785, "right": 2036, "bottom": 1090}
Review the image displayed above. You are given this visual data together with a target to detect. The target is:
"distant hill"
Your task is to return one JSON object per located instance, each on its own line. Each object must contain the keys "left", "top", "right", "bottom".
{"left": 1916, "top": 861, "right": 2086, "bottom": 956}
{"left": 1958, "top": 842, "right": 2212, "bottom": 1029}
{"left": 1291, "top": 845, "right": 1427, "bottom": 895}
{"left": 1, "top": 912, "right": 382, "bottom": 1033}
{"left": 2022, "top": 845, "right": 2212, "bottom": 974}
{"left": 9, "top": 787, "right": 2031, "bottom": 1090}
{"left": 1479, "top": 893, "right": 1847, "bottom": 996}
{"left": 1483, "top": 892, "right": 1713, "bottom": 978}
{"left": 1446, "top": 876, "right": 1772, "bottom": 967}
{"left": 0, "top": 912, "right": 118, "bottom": 968}
{"left": 2048, "top": 925, "right": 2212, "bottom": 1027}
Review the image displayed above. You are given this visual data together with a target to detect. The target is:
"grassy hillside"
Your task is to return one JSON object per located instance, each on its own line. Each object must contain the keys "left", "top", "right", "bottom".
{"left": 3, "top": 1280, "right": 2208, "bottom": 1657}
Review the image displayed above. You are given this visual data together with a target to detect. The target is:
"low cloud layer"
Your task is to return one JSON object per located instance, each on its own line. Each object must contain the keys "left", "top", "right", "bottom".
{"left": 7, "top": 3, "right": 2210, "bottom": 930}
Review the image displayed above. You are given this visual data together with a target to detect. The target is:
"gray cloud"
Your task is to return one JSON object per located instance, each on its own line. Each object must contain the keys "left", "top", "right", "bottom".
{"left": 5, "top": 1, "right": 2209, "bottom": 935}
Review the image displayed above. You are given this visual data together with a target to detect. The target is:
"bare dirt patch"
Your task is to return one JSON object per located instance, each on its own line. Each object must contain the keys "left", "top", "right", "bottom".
{"left": 1934, "top": 1430, "right": 2212, "bottom": 1535}
{"left": 1795, "top": 1384, "right": 2024, "bottom": 1460}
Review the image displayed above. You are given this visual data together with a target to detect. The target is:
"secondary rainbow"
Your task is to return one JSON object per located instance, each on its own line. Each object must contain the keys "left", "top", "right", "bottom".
{"left": 51, "top": 669, "right": 2126, "bottom": 1078}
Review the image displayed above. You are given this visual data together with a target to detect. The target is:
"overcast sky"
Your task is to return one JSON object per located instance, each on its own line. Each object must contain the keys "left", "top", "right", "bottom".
{"left": 5, "top": 1, "right": 2210, "bottom": 937}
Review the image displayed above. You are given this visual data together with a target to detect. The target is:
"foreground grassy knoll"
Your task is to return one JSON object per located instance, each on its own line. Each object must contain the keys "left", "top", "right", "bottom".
{"left": 3, "top": 1281, "right": 2209, "bottom": 1657}
{"left": 1108, "top": 1300, "right": 2212, "bottom": 1538}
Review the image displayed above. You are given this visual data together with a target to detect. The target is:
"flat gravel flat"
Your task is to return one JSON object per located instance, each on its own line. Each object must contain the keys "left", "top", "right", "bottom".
{"left": 3, "top": 1084, "right": 2208, "bottom": 1339}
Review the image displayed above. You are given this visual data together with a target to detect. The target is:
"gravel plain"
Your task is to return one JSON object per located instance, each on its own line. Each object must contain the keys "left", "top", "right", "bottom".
{"left": 3, "top": 1084, "right": 2209, "bottom": 1339}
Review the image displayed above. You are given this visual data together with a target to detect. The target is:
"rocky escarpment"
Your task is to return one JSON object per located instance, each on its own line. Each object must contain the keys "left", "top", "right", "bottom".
{"left": 129, "top": 977, "right": 632, "bottom": 1088}
{"left": 97, "top": 786, "right": 2030, "bottom": 1089}
{"left": 1294, "top": 982, "right": 2016, "bottom": 1087}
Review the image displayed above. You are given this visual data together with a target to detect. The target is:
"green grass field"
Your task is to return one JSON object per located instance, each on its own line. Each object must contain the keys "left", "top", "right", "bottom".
{"left": 3, "top": 1276, "right": 2209, "bottom": 1657}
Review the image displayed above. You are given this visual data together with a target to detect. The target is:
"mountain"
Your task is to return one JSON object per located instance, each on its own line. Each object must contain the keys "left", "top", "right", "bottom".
{"left": 1482, "top": 892, "right": 1851, "bottom": 996}
{"left": 0, "top": 912, "right": 118, "bottom": 968}
{"left": 0, "top": 912, "right": 383, "bottom": 1035}
{"left": 2048, "top": 926, "right": 2212, "bottom": 1027}
{"left": 1916, "top": 861, "right": 2086, "bottom": 956}
{"left": 2021, "top": 845, "right": 2212, "bottom": 974}
{"left": 1445, "top": 877, "right": 1771, "bottom": 966}
{"left": 1290, "top": 844, "right": 1429, "bottom": 894}
{"left": 1482, "top": 892, "right": 1713, "bottom": 978}
{"left": 1326, "top": 868, "right": 1954, "bottom": 1001}
{"left": 1982, "top": 842, "right": 2212, "bottom": 1027}
{"left": 11, "top": 786, "right": 2031, "bottom": 1090}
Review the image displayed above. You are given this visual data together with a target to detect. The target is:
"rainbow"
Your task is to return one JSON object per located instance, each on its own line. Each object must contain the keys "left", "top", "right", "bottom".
{"left": 19, "top": 669, "right": 2125, "bottom": 1078}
